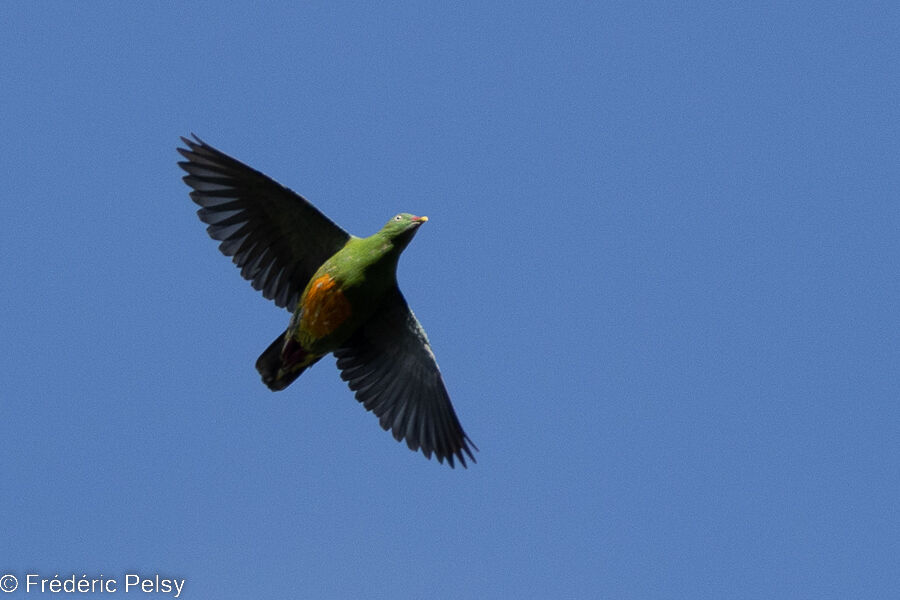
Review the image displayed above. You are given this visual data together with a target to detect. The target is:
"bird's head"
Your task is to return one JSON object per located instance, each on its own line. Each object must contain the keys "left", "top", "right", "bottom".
{"left": 380, "top": 213, "right": 428, "bottom": 250}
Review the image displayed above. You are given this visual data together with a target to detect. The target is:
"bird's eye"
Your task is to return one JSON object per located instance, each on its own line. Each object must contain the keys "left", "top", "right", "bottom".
{"left": 394, "top": 214, "right": 402, "bottom": 221}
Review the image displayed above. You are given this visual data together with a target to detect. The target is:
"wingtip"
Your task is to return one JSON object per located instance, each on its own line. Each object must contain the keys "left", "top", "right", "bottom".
{"left": 179, "top": 133, "right": 206, "bottom": 151}
{"left": 435, "top": 438, "right": 478, "bottom": 469}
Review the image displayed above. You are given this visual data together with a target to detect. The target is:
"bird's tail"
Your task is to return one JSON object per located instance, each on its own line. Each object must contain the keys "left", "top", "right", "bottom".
{"left": 256, "top": 331, "right": 323, "bottom": 391}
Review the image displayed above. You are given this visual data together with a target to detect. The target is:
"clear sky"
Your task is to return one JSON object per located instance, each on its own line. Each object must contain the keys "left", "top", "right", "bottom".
{"left": 1, "top": 3, "right": 897, "bottom": 599}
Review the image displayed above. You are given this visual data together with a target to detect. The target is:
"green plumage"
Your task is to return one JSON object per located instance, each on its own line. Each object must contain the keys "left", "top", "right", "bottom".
{"left": 178, "top": 135, "right": 476, "bottom": 467}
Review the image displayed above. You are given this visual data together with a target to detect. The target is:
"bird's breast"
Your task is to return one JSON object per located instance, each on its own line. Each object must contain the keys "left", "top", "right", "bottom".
{"left": 299, "top": 274, "right": 353, "bottom": 340}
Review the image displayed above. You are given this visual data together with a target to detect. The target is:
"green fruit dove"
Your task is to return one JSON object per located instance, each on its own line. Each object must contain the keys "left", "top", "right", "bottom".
{"left": 178, "top": 135, "right": 476, "bottom": 468}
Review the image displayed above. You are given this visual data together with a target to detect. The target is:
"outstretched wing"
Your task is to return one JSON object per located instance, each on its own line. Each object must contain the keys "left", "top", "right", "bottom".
{"left": 334, "top": 288, "right": 477, "bottom": 468}
{"left": 177, "top": 135, "right": 351, "bottom": 310}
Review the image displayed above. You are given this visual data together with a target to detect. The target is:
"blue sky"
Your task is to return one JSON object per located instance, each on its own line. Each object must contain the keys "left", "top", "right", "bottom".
{"left": 1, "top": 3, "right": 897, "bottom": 599}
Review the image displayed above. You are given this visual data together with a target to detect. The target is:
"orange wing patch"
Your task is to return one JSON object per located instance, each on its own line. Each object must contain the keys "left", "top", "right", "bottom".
{"left": 300, "top": 275, "right": 352, "bottom": 339}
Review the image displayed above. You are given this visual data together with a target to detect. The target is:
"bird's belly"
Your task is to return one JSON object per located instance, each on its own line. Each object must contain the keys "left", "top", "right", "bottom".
{"left": 298, "top": 274, "right": 353, "bottom": 342}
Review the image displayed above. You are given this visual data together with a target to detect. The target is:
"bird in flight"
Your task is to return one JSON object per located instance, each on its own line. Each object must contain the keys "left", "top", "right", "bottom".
{"left": 178, "top": 135, "right": 476, "bottom": 467}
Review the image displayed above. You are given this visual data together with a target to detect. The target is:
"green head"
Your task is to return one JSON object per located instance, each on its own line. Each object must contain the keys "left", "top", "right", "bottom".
{"left": 379, "top": 212, "right": 428, "bottom": 251}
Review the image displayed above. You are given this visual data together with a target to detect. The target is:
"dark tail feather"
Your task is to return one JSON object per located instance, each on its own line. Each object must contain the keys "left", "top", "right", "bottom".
{"left": 256, "top": 332, "right": 292, "bottom": 390}
{"left": 255, "top": 331, "right": 322, "bottom": 391}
